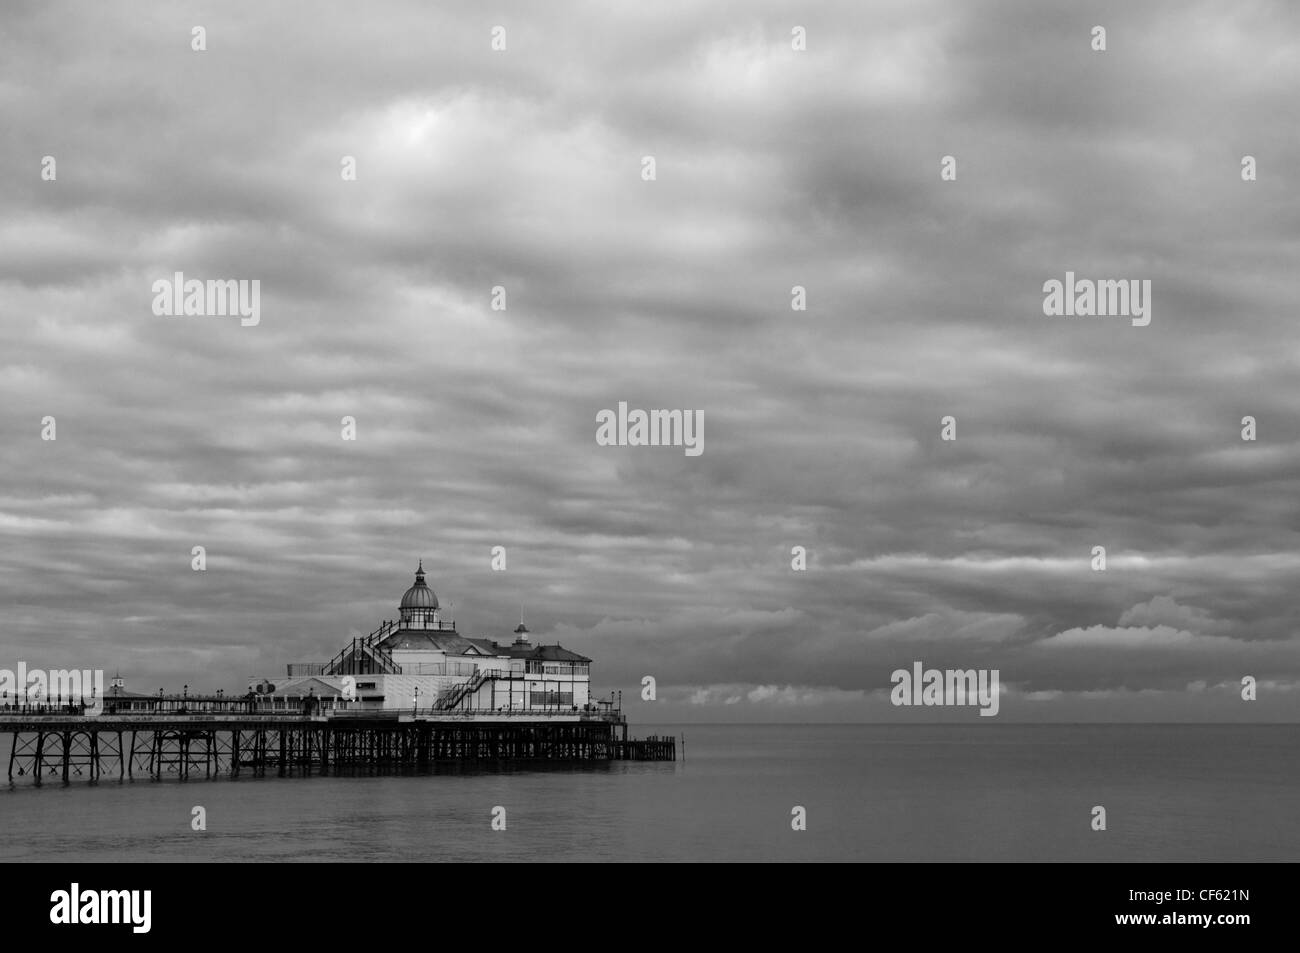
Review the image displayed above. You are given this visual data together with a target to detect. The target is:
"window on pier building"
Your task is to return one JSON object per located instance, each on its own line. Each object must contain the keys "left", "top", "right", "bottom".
{"left": 528, "top": 691, "right": 574, "bottom": 708}
{"left": 527, "top": 662, "right": 585, "bottom": 676}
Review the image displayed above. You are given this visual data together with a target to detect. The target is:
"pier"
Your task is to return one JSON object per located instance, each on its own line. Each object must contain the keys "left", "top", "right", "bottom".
{"left": 0, "top": 562, "right": 681, "bottom": 784}
{"left": 1, "top": 711, "right": 675, "bottom": 784}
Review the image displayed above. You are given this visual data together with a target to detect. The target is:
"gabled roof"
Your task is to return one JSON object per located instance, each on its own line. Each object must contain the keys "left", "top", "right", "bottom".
{"left": 269, "top": 676, "right": 345, "bottom": 697}
{"left": 471, "top": 641, "right": 591, "bottom": 662}
{"left": 524, "top": 644, "right": 591, "bottom": 663}
{"left": 373, "top": 627, "right": 590, "bottom": 663}
{"left": 378, "top": 630, "right": 476, "bottom": 654}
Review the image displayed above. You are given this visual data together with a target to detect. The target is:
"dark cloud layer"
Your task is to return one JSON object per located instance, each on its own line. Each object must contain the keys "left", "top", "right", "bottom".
{"left": 2, "top": 1, "right": 1297, "bottom": 720}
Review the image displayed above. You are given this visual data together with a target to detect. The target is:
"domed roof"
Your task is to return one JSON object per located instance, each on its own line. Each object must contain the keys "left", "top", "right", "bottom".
{"left": 400, "top": 560, "right": 439, "bottom": 610}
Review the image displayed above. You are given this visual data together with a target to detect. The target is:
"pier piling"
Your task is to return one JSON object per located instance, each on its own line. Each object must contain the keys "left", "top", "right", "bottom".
{"left": 2, "top": 714, "right": 674, "bottom": 785}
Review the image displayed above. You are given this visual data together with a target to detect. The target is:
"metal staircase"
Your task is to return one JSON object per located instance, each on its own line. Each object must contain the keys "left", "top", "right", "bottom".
{"left": 435, "top": 669, "right": 491, "bottom": 710}
{"left": 324, "top": 623, "right": 402, "bottom": 676}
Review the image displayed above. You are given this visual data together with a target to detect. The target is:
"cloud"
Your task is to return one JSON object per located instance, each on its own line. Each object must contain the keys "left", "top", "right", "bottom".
{"left": 1038, "top": 623, "right": 1224, "bottom": 650}
{"left": 0, "top": 1, "right": 1297, "bottom": 719}
{"left": 1116, "top": 595, "right": 1229, "bottom": 635}
{"left": 683, "top": 683, "right": 867, "bottom": 707}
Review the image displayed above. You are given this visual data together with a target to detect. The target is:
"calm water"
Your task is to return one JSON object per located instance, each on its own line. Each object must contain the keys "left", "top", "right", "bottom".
{"left": 2, "top": 724, "right": 1296, "bottom": 862}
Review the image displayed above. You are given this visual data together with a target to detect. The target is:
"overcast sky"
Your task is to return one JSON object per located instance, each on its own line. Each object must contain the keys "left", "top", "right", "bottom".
{"left": 2, "top": 1, "right": 1298, "bottom": 721}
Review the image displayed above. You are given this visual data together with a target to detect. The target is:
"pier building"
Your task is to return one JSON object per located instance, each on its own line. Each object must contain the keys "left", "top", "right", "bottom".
{"left": 255, "top": 563, "right": 598, "bottom": 718}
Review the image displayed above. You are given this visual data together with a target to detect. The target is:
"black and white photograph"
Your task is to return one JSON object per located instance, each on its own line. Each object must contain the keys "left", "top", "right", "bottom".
{"left": 0, "top": 0, "right": 1294, "bottom": 928}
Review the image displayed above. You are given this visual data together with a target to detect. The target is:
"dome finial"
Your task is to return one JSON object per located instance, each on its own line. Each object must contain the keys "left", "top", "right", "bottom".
{"left": 400, "top": 559, "right": 439, "bottom": 614}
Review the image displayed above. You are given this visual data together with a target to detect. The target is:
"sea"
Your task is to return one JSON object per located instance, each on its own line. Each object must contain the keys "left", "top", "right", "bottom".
{"left": 1, "top": 724, "right": 1296, "bottom": 862}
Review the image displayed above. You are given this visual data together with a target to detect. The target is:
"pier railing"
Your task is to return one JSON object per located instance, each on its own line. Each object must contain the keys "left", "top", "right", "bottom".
{"left": 1, "top": 689, "right": 626, "bottom": 722}
{"left": 286, "top": 661, "right": 479, "bottom": 678}
{"left": 0, "top": 698, "right": 255, "bottom": 717}
{"left": 381, "top": 618, "right": 457, "bottom": 633}
{"left": 0, "top": 704, "right": 627, "bottom": 723}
